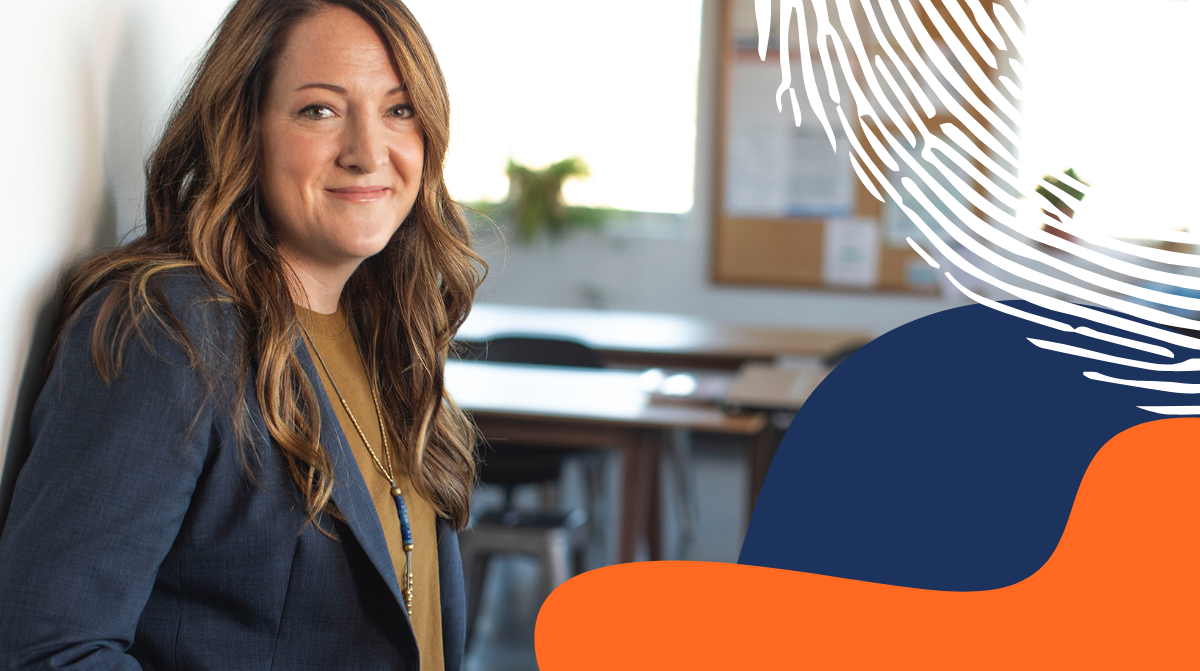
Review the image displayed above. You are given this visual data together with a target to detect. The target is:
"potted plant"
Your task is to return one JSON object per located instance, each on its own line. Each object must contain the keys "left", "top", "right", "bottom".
{"left": 471, "top": 157, "right": 611, "bottom": 243}
{"left": 1035, "top": 167, "right": 1088, "bottom": 244}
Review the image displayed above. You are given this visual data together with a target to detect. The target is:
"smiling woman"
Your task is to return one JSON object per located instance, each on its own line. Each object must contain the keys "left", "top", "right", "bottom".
{"left": 260, "top": 7, "right": 426, "bottom": 312}
{"left": 0, "top": 1, "right": 481, "bottom": 669}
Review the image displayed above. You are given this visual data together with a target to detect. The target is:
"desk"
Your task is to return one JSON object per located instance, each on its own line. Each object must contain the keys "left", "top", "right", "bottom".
{"left": 445, "top": 360, "right": 769, "bottom": 562}
{"left": 457, "top": 303, "right": 870, "bottom": 369}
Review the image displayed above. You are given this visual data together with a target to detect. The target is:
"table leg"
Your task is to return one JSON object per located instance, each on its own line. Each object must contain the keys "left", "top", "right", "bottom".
{"left": 748, "top": 423, "right": 781, "bottom": 522}
{"left": 666, "top": 427, "right": 697, "bottom": 560}
{"left": 618, "top": 431, "right": 659, "bottom": 563}
{"left": 647, "top": 434, "right": 662, "bottom": 561}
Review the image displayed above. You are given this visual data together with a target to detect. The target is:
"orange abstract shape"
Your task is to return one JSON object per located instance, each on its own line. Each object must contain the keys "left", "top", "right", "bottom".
{"left": 535, "top": 418, "right": 1200, "bottom": 669}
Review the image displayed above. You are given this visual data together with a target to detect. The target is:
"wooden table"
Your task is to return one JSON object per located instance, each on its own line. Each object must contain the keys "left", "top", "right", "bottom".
{"left": 445, "top": 360, "right": 769, "bottom": 562}
{"left": 457, "top": 303, "right": 870, "bottom": 370}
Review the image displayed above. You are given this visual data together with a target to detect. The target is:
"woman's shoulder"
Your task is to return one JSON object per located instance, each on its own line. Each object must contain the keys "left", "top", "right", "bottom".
{"left": 62, "top": 266, "right": 244, "bottom": 375}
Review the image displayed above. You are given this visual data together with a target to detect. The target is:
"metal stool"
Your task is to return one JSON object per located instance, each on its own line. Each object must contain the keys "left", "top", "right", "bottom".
{"left": 457, "top": 336, "right": 603, "bottom": 646}
{"left": 459, "top": 508, "right": 588, "bottom": 646}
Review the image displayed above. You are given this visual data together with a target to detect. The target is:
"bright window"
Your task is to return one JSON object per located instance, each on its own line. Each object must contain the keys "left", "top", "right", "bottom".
{"left": 405, "top": 0, "right": 704, "bottom": 213}
{"left": 1017, "top": 0, "right": 1199, "bottom": 239}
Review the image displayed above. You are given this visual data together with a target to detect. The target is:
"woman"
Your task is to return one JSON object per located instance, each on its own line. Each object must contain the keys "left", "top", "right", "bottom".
{"left": 0, "top": 0, "right": 481, "bottom": 668}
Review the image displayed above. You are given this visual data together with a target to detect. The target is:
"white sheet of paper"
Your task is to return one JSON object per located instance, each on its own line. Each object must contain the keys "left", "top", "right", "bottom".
{"left": 822, "top": 217, "right": 880, "bottom": 287}
{"left": 724, "top": 59, "right": 855, "bottom": 218}
{"left": 725, "top": 61, "right": 790, "bottom": 217}
{"left": 784, "top": 124, "right": 855, "bottom": 217}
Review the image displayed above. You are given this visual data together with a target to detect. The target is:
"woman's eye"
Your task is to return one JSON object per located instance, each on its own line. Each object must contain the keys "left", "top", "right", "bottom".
{"left": 299, "top": 104, "right": 335, "bottom": 120}
{"left": 390, "top": 104, "right": 415, "bottom": 119}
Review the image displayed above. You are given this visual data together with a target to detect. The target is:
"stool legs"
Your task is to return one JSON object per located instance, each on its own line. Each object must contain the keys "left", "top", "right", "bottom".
{"left": 539, "top": 529, "right": 571, "bottom": 600}
{"left": 460, "top": 520, "right": 587, "bottom": 652}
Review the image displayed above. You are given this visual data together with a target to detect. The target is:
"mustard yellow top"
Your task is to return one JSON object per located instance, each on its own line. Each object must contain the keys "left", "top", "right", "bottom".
{"left": 297, "top": 304, "right": 443, "bottom": 671}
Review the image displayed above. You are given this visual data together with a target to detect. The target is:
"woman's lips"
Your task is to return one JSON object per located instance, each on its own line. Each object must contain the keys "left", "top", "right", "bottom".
{"left": 325, "top": 186, "right": 390, "bottom": 203}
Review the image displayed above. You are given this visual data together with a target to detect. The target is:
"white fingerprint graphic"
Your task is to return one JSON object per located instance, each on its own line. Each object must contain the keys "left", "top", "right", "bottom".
{"left": 753, "top": 0, "right": 1200, "bottom": 413}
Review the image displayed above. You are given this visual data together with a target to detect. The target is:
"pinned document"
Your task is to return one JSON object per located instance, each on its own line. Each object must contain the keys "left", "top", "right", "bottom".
{"left": 822, "top": 218, "right": 880, "bottom": 288}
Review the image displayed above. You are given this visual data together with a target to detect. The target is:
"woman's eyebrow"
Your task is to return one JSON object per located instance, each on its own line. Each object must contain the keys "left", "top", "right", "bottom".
{"left": 293, "top": 83, "right": 408, "bottom": 95}
{"left": 295, "top": 82, "right": 345, "bottom": 94}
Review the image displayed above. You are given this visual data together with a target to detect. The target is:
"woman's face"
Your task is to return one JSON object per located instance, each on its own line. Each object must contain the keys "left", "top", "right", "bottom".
{"left": 259, "top": 5, "right": 423, "bottom": 283}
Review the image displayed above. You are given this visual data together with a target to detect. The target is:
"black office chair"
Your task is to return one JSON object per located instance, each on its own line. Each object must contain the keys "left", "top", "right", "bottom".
{"left": 472, "top": 336, "right": 605, "bottom": 368}
{"left": 465, "top": 336, "right": 604, "bottom": 504}
{"left": 457, "top": 336, "right": 606, "bottom": 647}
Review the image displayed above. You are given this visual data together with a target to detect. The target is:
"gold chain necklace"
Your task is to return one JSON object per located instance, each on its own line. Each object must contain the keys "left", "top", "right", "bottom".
{"left": 298, "top": 319, "right": 415, "bottom": 617}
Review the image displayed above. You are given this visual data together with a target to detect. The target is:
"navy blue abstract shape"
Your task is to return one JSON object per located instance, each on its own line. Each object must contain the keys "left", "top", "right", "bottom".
{"left": 738, "top": 301, "right": 1197, "bottom": 591}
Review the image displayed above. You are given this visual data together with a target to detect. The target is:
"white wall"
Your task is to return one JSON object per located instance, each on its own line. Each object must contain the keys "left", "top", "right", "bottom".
{"left": 0, "top": 0, "right": 964, "bottom": 471}
{"left": 0, "top": 0, "right": 232, "bottom": 469}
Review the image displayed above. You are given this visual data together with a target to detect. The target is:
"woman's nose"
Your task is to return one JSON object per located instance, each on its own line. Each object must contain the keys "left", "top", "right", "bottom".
{"left": 337, "top": 111, "right": 387, "bottom": 173}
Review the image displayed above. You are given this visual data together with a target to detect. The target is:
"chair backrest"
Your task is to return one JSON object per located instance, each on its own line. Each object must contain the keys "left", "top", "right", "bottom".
{"left": 474, "top": 336, "right": 606, "bottom": 369}
{"left": 463, "top": 336, "right": 605, "bottom": 488}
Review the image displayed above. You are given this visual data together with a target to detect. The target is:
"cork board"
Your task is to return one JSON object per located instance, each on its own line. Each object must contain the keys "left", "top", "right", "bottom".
{"left": 712, "top": 0, "right": 1011, "bottom": 294}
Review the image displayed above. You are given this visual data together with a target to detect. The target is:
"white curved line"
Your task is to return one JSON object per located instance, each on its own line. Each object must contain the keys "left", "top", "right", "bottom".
{"left": 1028, "top": 339, "right": 1200, "bottom": 372}
{"left": 941, "top": 124, "right": 1200, "bottom": 260}
{"left": 907, "top": 237, "right": 938, "bottom": 268}
{"left": 786, "top": 87, "right": 802, "bottom": 127}
{"left": 999, "top": 75, "right": 1021, "bottom": 100}
{"left": 849, "top": 152, "right": 884, "bottom": 202}
{"left": 755, "top": 0, "right": 772, "bottom": 60}
{"left": 913, "top": 0, "right": 1021, "bottom": 126}
{"left": 1137, "top": 406, "right": 1200, "bottom": 416}
{"left": 789, "top": 0, "right": 838, "bottom": 149}
{"left": 968, "top": 0, "right": 1008, "bottom": 51}
{"left": 873, "top": 56, "right": 919, "bottom": 147}
{"left": 946, "top": 272, "right": 1073, "bottom": 332}
{"left": 1043, "top": 168, "right": 1091, "bottom": 198}
{"left": 1035, "top": 178, "right": 1083, "bottom": 214}
{"left": 878, "top": 0, "right": 1019, "bottom": 164}
{"left": 886, "top": 124, "right": 1200, "bottom": 316}
{"left": 898, "top": 0, "right": 1023, "bottom": 136}
{"left": 1075, "top": 329, "right": 1175, "bottom": 359}
{"left": 1084, "top": 372, "right": 1199, "bottom": 393}
{"left": 860, "top": 118, "right": 900, "bottom": 171}
{"left": 835, "top": 106, "right": 885, "bottom": 186}
{"left": 833, "top": 0, "right": 915, "bottom": 146}
{"left": 939, "top": 0, "right": 998, "bottom": 68}
{"left": 889, "top": 193, "right": 1200, "bottom": 350}
{"left": 882, "top": 122, "right": 1200, "bottom": 312}
{"left": 756, "top": 0, "right": 1200, "bottom": 411}
{"left": 940, "top": 123, "right": 1200, "bottom": 266}
{"left": 993, "top": 4, "right": 1025, "bottom": 54}
{"left": 948, "top": 272, "right": 1185, "bottom": 362}
{"left": 918, "top": 136, "right": 1200, "bottom": 293}
{"left": 1004, "top": 0, "right": 1029, "bottom": 26}
{"left": 809, "top": 0, "right": 844, "bottom": 105}
{"left": 861, "top": 2, "right": 937, "bottom": 118}
{"left": 774, "top": 2, "right": 797, "bottom": 113}
{"left": 1008, "top": 57, "right": 1023, "bottom": 80}
{"left": 902, "top": 172, "right": 1200, "bottom": 323}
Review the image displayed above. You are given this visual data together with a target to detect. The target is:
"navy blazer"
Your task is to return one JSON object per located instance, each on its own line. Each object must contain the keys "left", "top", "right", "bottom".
{"left": 0, "top": 273, "right": 466, "bottom": 670}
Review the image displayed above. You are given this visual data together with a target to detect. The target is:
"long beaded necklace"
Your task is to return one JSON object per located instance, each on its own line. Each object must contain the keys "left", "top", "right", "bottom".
{"left": 298, "top": 320, "right": 415, "bottom": 617}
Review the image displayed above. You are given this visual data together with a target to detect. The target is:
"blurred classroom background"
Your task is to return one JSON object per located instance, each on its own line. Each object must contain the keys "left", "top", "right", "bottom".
{"left": 1, "top": 1, "right": 1196, "bottom": 669}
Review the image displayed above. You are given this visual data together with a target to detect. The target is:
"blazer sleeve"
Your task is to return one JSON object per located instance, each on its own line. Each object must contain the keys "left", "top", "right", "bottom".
{"left": 437, "top": 517, "right": 467, "bottom": 671}
{"left": 0, "top": 288, "right": 217, "bottom": 669}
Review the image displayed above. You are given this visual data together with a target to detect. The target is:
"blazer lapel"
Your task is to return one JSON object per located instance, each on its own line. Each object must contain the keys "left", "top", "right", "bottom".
{"left": 294, "top": 340, "right": 409, "bottom": 614}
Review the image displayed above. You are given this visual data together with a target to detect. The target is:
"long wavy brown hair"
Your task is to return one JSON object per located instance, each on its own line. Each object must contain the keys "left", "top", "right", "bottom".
{"left": 57, "top": 0, "right": 482, "bottom": 530}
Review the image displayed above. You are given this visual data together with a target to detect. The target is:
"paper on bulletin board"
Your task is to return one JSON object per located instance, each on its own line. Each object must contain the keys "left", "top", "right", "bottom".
{"left": 785, "top": 124, "right": 855, "bottom": 217}
{"left": 883, "top": 152, "right": 971, "bottom": 248}
{"left": 822, "top": 217, "right": 880, "bottom": 288}
{"left": 724, "top": 60, "right": 855, "bottom": 219}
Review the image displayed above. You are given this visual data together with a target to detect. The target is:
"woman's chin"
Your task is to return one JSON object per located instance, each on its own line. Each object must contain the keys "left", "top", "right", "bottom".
{"left": 339, "top": 238, "right": 397, "bottom": 264}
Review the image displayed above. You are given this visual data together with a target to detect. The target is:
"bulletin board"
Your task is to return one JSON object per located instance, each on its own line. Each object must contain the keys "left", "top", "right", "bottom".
{"left": 711, "top": 0, "right": 1013, "bottom": 294}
